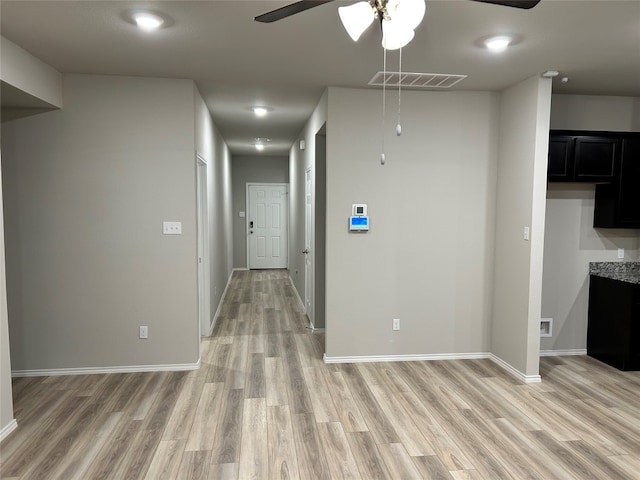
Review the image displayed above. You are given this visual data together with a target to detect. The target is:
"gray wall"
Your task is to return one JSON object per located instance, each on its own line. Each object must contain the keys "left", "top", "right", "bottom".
{"left": 289, "top": 92, "right": 328, "bottom": 324}
{"left": 491, "top": 76, "right": 552, "bottom": 378}
{"left": 231, "top": 156, "right": 289, "bottom": 269}
{"left": 0, "top": 149, "right": 15, "bottom": 437}
{"left": 195, "top": 90, "right": 234, "bottom": 322}
{"left": 2, "top": 74, "right": 206, "bottom": 371}
{"left": 323, "top": 87, "right": 499, "bottom": 359}
{"left": 541, "top": 95, "right": 640, "bottom": 352}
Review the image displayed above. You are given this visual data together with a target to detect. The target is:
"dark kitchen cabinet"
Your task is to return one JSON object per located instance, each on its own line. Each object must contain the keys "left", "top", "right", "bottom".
{"left": 593, "top": 136, "right": 640, "bottom": 228}
{"left": 548, "top": 131, "right": 619, "bottom": 182}
{"left": 587, "top": 275, "right": 640, "bottom": 370}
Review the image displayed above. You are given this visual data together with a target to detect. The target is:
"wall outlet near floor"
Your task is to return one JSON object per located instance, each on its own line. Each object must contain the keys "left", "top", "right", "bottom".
{"left": 618, "top": 248, "right": 625, "bottom": 259}
{"left": 540, "top": 318, "right": 552, "bottom": 337}
{"left": 392, "top": 318, "right": 400, "bottom": 331}
{"left": 139, "top": 325, "right": 149, "bottom": 339}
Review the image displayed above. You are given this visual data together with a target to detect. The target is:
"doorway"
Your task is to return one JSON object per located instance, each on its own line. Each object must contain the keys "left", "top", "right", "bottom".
{"left": 247, "top": 183, "right": 289, "bottom": 269}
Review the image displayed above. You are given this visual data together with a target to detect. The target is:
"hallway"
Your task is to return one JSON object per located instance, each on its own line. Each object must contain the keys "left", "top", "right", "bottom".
{"left": 1, "top": 269, "right": 639, "bottom": 479}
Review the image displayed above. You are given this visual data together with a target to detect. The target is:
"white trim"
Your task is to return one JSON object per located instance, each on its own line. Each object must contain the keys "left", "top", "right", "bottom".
{"left": 12, "top": 359, "right": 200, "bottom": 378}
{"left": 288, "top": 273, "right": 306, "bottom": 311}
{"left": 0, "top": 419, "right": 18, "bottom": 442}
{"left": 488, "top": 354, "right": 541, "bottom": 384}
{"left": 233, "top": 267, "right": 249, "bottom": 271}
{"left": 323, "top": 352, "right": 491, "bottom": 364}
{"left": 208, "top": 269, "right": 235, "bottom": 336}
{"left": 540, "top": 349, "right": 587, "bottom": 357}
{"left": 323, "top": 352, "right": 542, "bottom": 384}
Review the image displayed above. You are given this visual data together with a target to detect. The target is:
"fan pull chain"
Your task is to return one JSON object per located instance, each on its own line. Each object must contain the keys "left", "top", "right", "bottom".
{"left": 396, "top": 46, "right": 402, "bottom": 137}
{"left": 380, "top": 46, "right": 387, "bottom": 165}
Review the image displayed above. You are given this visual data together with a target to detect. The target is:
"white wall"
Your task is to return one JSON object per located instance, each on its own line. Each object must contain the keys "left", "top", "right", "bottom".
{"left": 324, "top": 87, "right": 499, "bottom": 359}
{"left": 541, "top": 95, "right": 640, "bottom": 353}
{"left": 0, "top": 36, "right": 62, "bottom": 108}
{"left": 231, "top": 156, "right": 289, "bottom": 269}
{"left": 491, "top": 76, "right": 552, "bottom": 379}
{"left": 2, "top": 74, "right": 203, "bottom": 372}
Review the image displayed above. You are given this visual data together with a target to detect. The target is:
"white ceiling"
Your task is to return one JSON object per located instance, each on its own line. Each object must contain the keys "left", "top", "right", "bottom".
{"left": 1, "top": 0, "right": 639, "bottom": 155}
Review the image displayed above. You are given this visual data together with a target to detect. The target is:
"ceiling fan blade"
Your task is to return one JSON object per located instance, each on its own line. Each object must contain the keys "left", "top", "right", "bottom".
{"left": 254, "top": 0, "right": 336, "bottom": 23}
{"left": 471, "top": 0, "right": 541, "bottom": 9}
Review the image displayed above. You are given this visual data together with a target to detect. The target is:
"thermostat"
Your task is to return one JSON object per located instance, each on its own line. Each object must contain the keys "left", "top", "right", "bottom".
{"left": 352, "top": 204, "right": 367, "bottom": 216}
{"left": 349, "top": 215, "right": 369, "bottom": 232}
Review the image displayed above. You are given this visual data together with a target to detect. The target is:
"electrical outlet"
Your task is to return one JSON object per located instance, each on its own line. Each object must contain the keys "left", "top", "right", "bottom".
{"left": 392, "top": 318, "right": 400, "bottom": 331}
{"left": 139, "top": 326, "right": 148, "bottom": 339}
{"left": 162, "top": 221, "right": 182, "bottom": 235}
{"left": 618, "top": 248, "right": 625, "bottom": 259}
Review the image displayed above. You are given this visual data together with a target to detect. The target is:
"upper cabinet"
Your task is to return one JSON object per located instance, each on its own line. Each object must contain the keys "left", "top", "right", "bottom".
{"left": 548, "top": 131, "right": 619, "bottom": 183}
{"left": 548, "top": 130, "right": 640, "bottom": 229}
{"left": 593, "top": 136, "right": 640, "bottom": 228}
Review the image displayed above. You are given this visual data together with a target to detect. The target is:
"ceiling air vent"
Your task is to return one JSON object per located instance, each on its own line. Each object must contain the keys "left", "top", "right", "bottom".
{"left": 368, "top": 72, "right": 467, "bottom": 89}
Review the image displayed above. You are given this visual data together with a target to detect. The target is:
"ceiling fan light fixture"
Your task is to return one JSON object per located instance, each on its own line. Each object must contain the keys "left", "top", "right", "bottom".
{"left": 381, "top": 19, "right": 415, "bottom": 50}
{"left": 386, "top": 0, "right": 426, "bottom": 31}
{"left": 338, "top": 1, "right": 375, "bottom": 42}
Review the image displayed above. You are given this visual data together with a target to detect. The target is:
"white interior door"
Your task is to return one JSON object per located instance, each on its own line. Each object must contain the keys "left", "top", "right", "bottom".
{"left": 196, "top": 157, "right": 211, "bottom": 336}
{"left": 304, "top": 169, "right": 313, "bottom": 321}
{"left": 248, "top": 184, "right": 288, "bottom": 269}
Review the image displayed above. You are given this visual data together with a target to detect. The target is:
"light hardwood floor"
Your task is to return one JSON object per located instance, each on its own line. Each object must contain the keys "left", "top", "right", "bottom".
{"left": 1, "top": 269, "right": 639, "bottom": 479}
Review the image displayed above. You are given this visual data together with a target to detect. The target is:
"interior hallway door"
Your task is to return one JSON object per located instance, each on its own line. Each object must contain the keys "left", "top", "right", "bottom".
{"left": 248, "top": 184, "right": 288, "bottom": 269}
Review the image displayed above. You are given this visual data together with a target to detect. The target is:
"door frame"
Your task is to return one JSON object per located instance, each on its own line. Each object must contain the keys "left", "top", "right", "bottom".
{"left": 304, "top": 167, "right": 314, "bottom": 325}
{"left": 196, "top": 154, "right": 211, "bottom": 337}
{"left": 245, "top": 182, "right": 289, "bottom": 270}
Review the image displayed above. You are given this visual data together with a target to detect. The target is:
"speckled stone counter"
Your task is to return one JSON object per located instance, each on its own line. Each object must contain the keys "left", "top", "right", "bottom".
{"left": 589, "top": 262, "right": 640, "bottom": 285}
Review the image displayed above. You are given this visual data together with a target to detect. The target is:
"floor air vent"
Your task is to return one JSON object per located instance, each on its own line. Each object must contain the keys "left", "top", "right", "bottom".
{"left": 368, "top": 72, "right": 467, "bottom": 89}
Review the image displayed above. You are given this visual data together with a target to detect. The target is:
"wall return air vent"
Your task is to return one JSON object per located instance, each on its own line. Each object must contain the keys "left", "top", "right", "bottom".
{"left": 369, "top": 71, "right": 467, "bottom": 89}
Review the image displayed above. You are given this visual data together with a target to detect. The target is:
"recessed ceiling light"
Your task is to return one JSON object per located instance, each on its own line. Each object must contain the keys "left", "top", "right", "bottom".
{"left": 484, "top": 35, "right": 512, "bottom": 53}
{"left": 252, "top": 106, "right": 272, "bottom": 117}
{"left": 253, "top": 138, "right": 270, "bottom": 151}
{"left": 132, "top": 12, "right": 164, "bottom": 31}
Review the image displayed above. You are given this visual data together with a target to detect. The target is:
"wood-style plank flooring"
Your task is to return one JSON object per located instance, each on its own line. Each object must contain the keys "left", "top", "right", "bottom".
{"left": 2, "top": 269, "right": 640, "bottom": 479}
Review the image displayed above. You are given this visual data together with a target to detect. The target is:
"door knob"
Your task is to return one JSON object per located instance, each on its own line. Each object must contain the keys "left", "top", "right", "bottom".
{"left": 302, "top": 249, "right": 309, "bottom": 254}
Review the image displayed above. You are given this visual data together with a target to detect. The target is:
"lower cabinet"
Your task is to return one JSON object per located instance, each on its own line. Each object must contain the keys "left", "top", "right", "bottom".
{"left": 587, "top": 275, "right": 640, "bottom": 370}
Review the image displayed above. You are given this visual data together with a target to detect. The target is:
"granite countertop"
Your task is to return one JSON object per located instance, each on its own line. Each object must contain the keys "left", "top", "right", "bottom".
{"left": 589, "top": 262, "right": 640, "bottom": 285}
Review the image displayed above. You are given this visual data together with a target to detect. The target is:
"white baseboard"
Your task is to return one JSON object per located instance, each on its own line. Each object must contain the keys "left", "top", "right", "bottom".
{"left": 12, "top": 359, "right": 200, "bottom": 378}
{"left": 208, "top": 269, "right": 236, "bottom": 335}
{"left": 488, "top": 354, "right": 541, "bottom": 384}
{"left": 323, "top": 352, "right": 541, "bottom": 384}
{"left": 323, "top": 352, "right": 491, "bottom": 364}
{"left": 288, "top": 273, "right": 306, "bottom": 312}
{"left": 540, "top": 349, "right": 587, "bottom": 357}
{"left": 0, "top": 419, "right": 18, "bottom": 442}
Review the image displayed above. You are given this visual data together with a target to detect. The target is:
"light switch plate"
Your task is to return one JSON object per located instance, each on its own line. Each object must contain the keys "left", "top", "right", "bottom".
{"left": 163, "top": 221, "right": 182, "bottom": 235}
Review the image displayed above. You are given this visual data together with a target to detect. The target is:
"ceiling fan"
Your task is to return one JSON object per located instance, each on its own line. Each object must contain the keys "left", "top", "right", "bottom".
{"left": 256, "top": 0, "right": 540, "bottom": 50}
{"left": 255, "top": 0, "right": 540, "bottom": 23}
